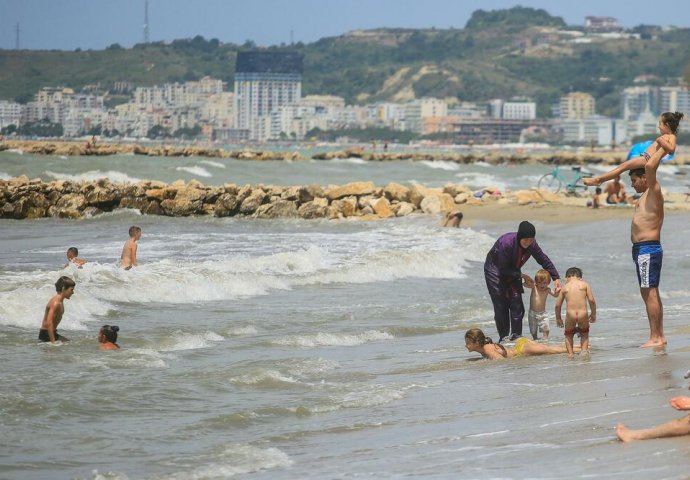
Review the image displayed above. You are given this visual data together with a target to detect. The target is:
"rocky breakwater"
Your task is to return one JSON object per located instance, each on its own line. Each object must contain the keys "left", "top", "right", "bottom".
{"left": 0, "top": 140, "right": 308, "bottom": 161}
{"left": 312, "top": 148, "right": 690, "bottom": 165}
{"left": 0, "top": 175, "right": 590, "bottom": 221}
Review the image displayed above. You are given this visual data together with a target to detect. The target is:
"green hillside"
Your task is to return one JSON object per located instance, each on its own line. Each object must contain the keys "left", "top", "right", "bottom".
{"left": 1, "top": 6, "right": 689, "bottom": 117}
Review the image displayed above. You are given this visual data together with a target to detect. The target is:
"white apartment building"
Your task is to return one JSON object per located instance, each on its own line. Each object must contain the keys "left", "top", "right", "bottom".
{"left": 559, "top": 92, "right": 596, "bottom": 119}
{"left": 620, "top": 86, "right": 659, "bottom": 121}
{"left": 201, "top": 92, "right": 235, "bottom": 129}
{"left": 560, "top": 115, "right": 628, "bottom": 146}
{"left": 502, "top": 101, "right": 536, "bottom": 120}
{"left": 0, "top": 100, "right": 23, "bottom": 129}
{"left": 404, "top": 98, "right": 448, "bottom": 134}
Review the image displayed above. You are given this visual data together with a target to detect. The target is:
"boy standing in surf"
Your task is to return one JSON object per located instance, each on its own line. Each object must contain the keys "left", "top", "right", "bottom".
{"left": 120, "top": 226, "right": 142, "bottom": 270}
{"left": 584, "top": 112, "right": 684, "bottom": 347}
{"left": 555, "top": 267, "right": 596, "bottom": 356}
{"left": 38, "top": 276, "right": 75, "bottom": 344}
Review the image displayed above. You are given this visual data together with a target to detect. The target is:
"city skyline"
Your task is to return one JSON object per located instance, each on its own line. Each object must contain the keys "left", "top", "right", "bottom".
{"left": 2, "top": 0, "right": 690, "bottom": 51}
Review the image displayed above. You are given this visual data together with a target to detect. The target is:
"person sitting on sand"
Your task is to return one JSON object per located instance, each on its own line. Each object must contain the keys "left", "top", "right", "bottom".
{"left": 98, "top": 325, "right": 120, "bottom": 350}
{"left": 443, "top": 210, "right": 463, "bottom": 228}
{"left": 464, "top": 328, "right": 578, "bottom": 360}
{"left": 616, "top": 395, "right": 690, "bottom": 442}
{"left": 604, "top": 176, "right": 628, "bottom": 204}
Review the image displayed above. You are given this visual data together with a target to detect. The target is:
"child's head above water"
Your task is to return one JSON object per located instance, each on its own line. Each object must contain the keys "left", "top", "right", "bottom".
{"left": 128, "top": 225, "right": 142, "bottom": 238}
{"left": 99, "top": 325, "right": 119, "bottom": 343}
{"left": 66, "top": 247, "right": 78, "bottom": 259}
{"left": 565, "top": 267, "right": 583, "bottom": 279}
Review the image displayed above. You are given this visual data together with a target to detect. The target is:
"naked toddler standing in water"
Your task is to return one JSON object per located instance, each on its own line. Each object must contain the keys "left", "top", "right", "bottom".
{"left": 120, "top": 225, "right": 141, "bottom": 270}
{"left": 555, "top": 267, "right": 597, "bottom": 356}
{"left": 523, "top": 269, "right": 558, "bottom": 340}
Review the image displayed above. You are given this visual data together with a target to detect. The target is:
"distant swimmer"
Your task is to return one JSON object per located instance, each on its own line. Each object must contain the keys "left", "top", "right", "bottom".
{"left": 65, "top": 246, "right": 87, "bottom": 268}
{"left": 442, "top": 210, "right": 463, "bottom": 228}
{"left": 120, "top": 225, "right": 142, "bottom": 270}
{"left": 464, "top": 328, "right": 578, "bottom": 360}
{"left": 584, "top": 112, "right": 684, "bottom": 348}
{"left": 98, "top": 325, "right": 120, "bottom": 350}
{"left": 555, "top": 267, "right": 597, "bottom": 357}
{"left": 38, "top": 276, "right": 75, "bottom": 344}
{"left": 616, "top": 396, "right": 690, "bottom": 442}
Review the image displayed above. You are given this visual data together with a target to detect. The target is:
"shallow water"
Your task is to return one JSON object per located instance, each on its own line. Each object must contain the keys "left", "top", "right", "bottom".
{"left": 1, "top": 149, "right": 689, "bottom": 193}
{"left": 2, "top": 154, "right": 690, "bottom": 479}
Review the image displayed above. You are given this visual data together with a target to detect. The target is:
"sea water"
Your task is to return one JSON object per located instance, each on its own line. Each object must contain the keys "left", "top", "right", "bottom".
{"left": 2, "top": 152, "right": 690, "bottom": 479}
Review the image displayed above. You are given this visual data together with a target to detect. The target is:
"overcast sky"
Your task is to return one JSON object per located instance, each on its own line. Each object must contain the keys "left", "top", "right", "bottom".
{"left": 2, "top": 0, "right": 688, "bottom": 51}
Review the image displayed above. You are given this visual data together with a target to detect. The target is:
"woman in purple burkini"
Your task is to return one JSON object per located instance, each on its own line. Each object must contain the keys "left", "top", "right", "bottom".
{"left": 484, "top": 221, "right": 561, "bottom": 342}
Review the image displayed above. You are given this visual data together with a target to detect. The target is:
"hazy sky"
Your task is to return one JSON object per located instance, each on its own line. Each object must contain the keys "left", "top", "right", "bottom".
{"left": 2, "top": 0, "right": 689, "bottom": 51}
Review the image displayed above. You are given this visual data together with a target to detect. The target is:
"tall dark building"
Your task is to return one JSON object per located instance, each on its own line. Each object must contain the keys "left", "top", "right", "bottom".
{"left": 234, "top": 51, "right": 303, "bottom": 140}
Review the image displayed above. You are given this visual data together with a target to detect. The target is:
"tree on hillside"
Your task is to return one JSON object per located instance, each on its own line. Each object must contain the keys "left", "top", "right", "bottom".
{"left": 465, "top": 6, "right": 566, "bottom": 31}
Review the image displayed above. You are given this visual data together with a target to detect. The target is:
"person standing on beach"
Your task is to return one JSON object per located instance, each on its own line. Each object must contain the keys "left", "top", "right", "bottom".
{"left": 484, "top": 221, "right": 561, "bottom": 342}
{"left": 38, "top": 276, "right": 75, "bottom": 344}
{"left": 584, "top": 112, "right": 683, "bottom": 347}
{"left": 120, "top": 226, "right": 142, "bottom": 270}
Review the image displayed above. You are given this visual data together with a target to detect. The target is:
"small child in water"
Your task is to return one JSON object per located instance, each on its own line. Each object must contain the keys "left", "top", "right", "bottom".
{"left": 98, "top": 325, "right": 120, "bottom": 350}
{"left": 120, "top": 226, "right": 141, "bottom": 270}
{"left": 65, "top": 247, "right": 87, "bottom": 268}
{"left": 555, "top": 267, "right": 597, "bottom": 356}
{"left": 523, "top": 269, "right": 557, "bottom": 340}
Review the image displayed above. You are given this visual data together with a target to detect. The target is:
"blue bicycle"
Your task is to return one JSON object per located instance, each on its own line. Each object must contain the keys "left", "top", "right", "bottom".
{"left": 537, "top": 165, "right": 594, "bottom": 194}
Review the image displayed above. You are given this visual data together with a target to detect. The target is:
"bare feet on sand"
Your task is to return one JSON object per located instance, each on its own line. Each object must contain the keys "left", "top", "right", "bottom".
{"left": 616, "top": 423, "right": 637, "bottom": 442}
{"left": 641, "top": 337, "right": 667, "bottom": 348}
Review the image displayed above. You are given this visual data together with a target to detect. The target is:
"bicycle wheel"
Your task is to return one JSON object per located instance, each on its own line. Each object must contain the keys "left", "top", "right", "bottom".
{"left": 566, "top": 176, "right": 591, "bottom": 195}
{"left": 537, "top": 174, "right": 562, "bottom": 193}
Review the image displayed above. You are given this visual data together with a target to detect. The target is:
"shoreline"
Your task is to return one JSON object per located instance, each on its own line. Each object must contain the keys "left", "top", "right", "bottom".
{"left": 2, "top": 139, "right": 688, "bottom": 165}
{"left": 2, "top": 175, "right": 689, "bottom": 221}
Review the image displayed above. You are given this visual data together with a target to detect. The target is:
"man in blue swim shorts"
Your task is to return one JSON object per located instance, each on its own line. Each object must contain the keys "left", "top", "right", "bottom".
{"left": 584, "top": 113, "right": 683, "bottom": 347}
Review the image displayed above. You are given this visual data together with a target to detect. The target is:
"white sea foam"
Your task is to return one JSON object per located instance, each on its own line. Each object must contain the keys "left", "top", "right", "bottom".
{"left": 328, "top": 157, "right": 367, "bottom": 164}
{"left": 159, "top": 331, "right": 225, "bottom": 352}
{"left": 0, "top": 171, "right": 12, "bottom": 180}
{"left": 453, "top": 172, "right": 507, "bottom": 191}
{"left": 419, "top": 160, "right": 460, "bottom": 171}
{"left": 229, "top": 369, "right": 299, "bottom": 386}
{"left": 159, "top": 444, "right": 292, "bottom": 479}
{"left": 272, "top": 330, "right": 394, "bottom": 347}
{"left": 45, "top": 170, "right": 141, "bottom": 183}
{"left": 7, "top": 148, "right": 23, "bottom": 154}
{"left": 225, "top": 325, "right": 259, "bottom": 336}
{"left": 200, "top": 160, "right": 226, "bottom": 169}
{"left": 175, "top": 165, "right": 213, "bottom": 177}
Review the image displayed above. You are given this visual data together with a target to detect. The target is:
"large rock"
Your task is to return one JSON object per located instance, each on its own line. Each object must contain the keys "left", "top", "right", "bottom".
{"left": 383, "top": 182, "right": 410, "bottom": 202}
{"left": 239, "top": 189, "right": 267, "bottom": 215}
{"left": 331, "top": 198, "right": 357, "bottom": 217}
{"left": 371, "top": 197, "right": 394, "bottom": 218}
{"left": 516, "top": 190, "right": 544, "bottom": 205}
{"left": 298, "top": 201, "right": 328, "bottom": 219}
{"left": 85, "top": 187, "right": 119, "bottom": 209}
{"left": 326, "top": 181, "right": 376, "bottom": 200}
{"left": 214, "top": 193, "right": 241, "bottom": 217}
{"left": 254, "top": 200, "right": 299, "bottom": 218}
{"left": 420, "top": 193, "right": 455, "bottom": 214}
{"left": 393, "top": 201, "right": 415, "bottom": 217}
